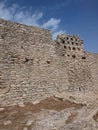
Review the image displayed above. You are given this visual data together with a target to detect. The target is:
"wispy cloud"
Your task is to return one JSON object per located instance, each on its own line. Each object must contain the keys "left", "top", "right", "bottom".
{"left": 52, "top": 30, "right": 65, "bottom": 39}
{"left": 42, "top": 18, "right": 61, "bottom": 31}
{"left": 42, "top": 18, "right": 65, "bottom": 39}
{"left": 0, "top": 2, "right": 13, "bottom": 20}
{"left": 0, "top": 1, "right": 65, "bottom": 39}
{"left": 0, "top": 1, "right": 43, "bottom": 26}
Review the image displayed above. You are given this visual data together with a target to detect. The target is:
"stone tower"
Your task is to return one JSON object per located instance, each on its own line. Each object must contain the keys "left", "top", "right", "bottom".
{"left": 55, "top": 34, "right": 86, "bottom": 59}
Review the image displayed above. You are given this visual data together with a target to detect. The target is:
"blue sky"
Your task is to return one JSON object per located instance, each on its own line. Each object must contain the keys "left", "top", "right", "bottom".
{"left": 0, "top": 0, "right": 98, "bottom": 53}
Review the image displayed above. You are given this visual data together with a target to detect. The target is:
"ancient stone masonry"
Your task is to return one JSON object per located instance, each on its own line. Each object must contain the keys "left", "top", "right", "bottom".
{"left": 54, "top": 34, "right": 93, "bottom": 92}
{"left": 0, "top": 19, "right": 98, "bottom": 106}
{"left": 55, "top": 34, "right": 85, "bottom": 58}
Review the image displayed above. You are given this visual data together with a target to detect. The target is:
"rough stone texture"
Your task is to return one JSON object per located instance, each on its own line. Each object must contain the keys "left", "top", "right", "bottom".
{"left": 0, "top": 18, "right": 98, "bottom": 107}
{"left": 0, "top": 97, "right": 98, "bottom": 130}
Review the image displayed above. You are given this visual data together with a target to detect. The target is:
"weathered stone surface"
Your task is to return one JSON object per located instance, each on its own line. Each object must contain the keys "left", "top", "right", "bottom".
{"left": 0, "top": 97, "right": 98, "bottom": 130}
{"left": 0, "top": 18, "right": 98, "bottom": 107}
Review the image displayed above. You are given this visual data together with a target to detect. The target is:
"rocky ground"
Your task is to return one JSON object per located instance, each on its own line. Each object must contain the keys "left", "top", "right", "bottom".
{"left": 0, "top": 94, "right": 98, "bottom": 130}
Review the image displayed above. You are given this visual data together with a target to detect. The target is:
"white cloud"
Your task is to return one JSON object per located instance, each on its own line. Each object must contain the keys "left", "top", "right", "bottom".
{"left": 42, "top": 18, "right": 65, "bottom": 39}
{"left": 0, "top": 1, "right": 65, "bottom": 39}
{"left": 14, "top": 11, "right": 43, "bottom": 26}
{"left": 0, "top": 2, "right": 13, "bottom": 20}
{"left": 42, "top": 18, "right": 61, "bottom": 31}
{"left": 53, "top": 30, "right": 65, "bottom": 39}
{"left": 0, "top": 1, "right": 43, "bottom": 26}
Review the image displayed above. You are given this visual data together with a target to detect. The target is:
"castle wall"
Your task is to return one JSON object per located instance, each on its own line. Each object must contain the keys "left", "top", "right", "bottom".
{"left": 86, "top": 53, "right": 98, "bottom": 91}
{"left": 0, "top": 19, "right": 56, "bottom": 105}
{"left": 0, "top": 19, "right": 98, "bottom": 106}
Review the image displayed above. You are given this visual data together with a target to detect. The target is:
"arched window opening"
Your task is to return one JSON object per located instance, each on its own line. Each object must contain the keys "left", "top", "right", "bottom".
{"left": 46, "top": 61, "right": 51, "bottom": 64}
{"left": 73, "top": 47, "right": 76, "bottom": 50}
{"left": 72, "top": 55, "right": 76, "bottom": 58}
{"left": 75, "top": 38, "right": 77, "bottom": 41}
{"left": 64, "top": 45, "right": 66, "bottom": 49}
{"left": 67, "top": 37, "right": 69, "bottom": 40}
{"left": 56, "top": 42, "right": 60, "bottom": 45}
{"left": 82, "top": 57, "right": 86, "bottom": 59}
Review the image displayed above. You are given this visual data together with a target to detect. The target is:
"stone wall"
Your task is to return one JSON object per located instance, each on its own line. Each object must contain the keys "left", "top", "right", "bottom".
{"left": 86, "top": 53, "right": 98, "bottom": 91}
{"left": 0, "top": 19, "right": 98, "bottom": 106}
{"left": 55, "top": 34, "right": 84, "bottom": 58}
{"left": 0, "top": 19, "right": 54, "bottom": 105}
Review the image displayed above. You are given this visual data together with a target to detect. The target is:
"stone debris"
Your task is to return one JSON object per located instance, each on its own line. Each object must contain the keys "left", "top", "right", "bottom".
{"left": 0, "top": 97, "right": 98, "bottom": 130}
{"left": 3, "top": 120, "right": 11, "bottom": 125}
{"left": 23, "top": 127, "right": 28, "bottom": 130}
{"left": 26, "top": 119, "right": 34, "bottom": 126}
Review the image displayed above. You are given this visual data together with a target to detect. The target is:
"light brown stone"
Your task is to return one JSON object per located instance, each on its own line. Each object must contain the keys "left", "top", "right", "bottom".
{"left": 0, "top": 18, "right": 98, "bottom": 107}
